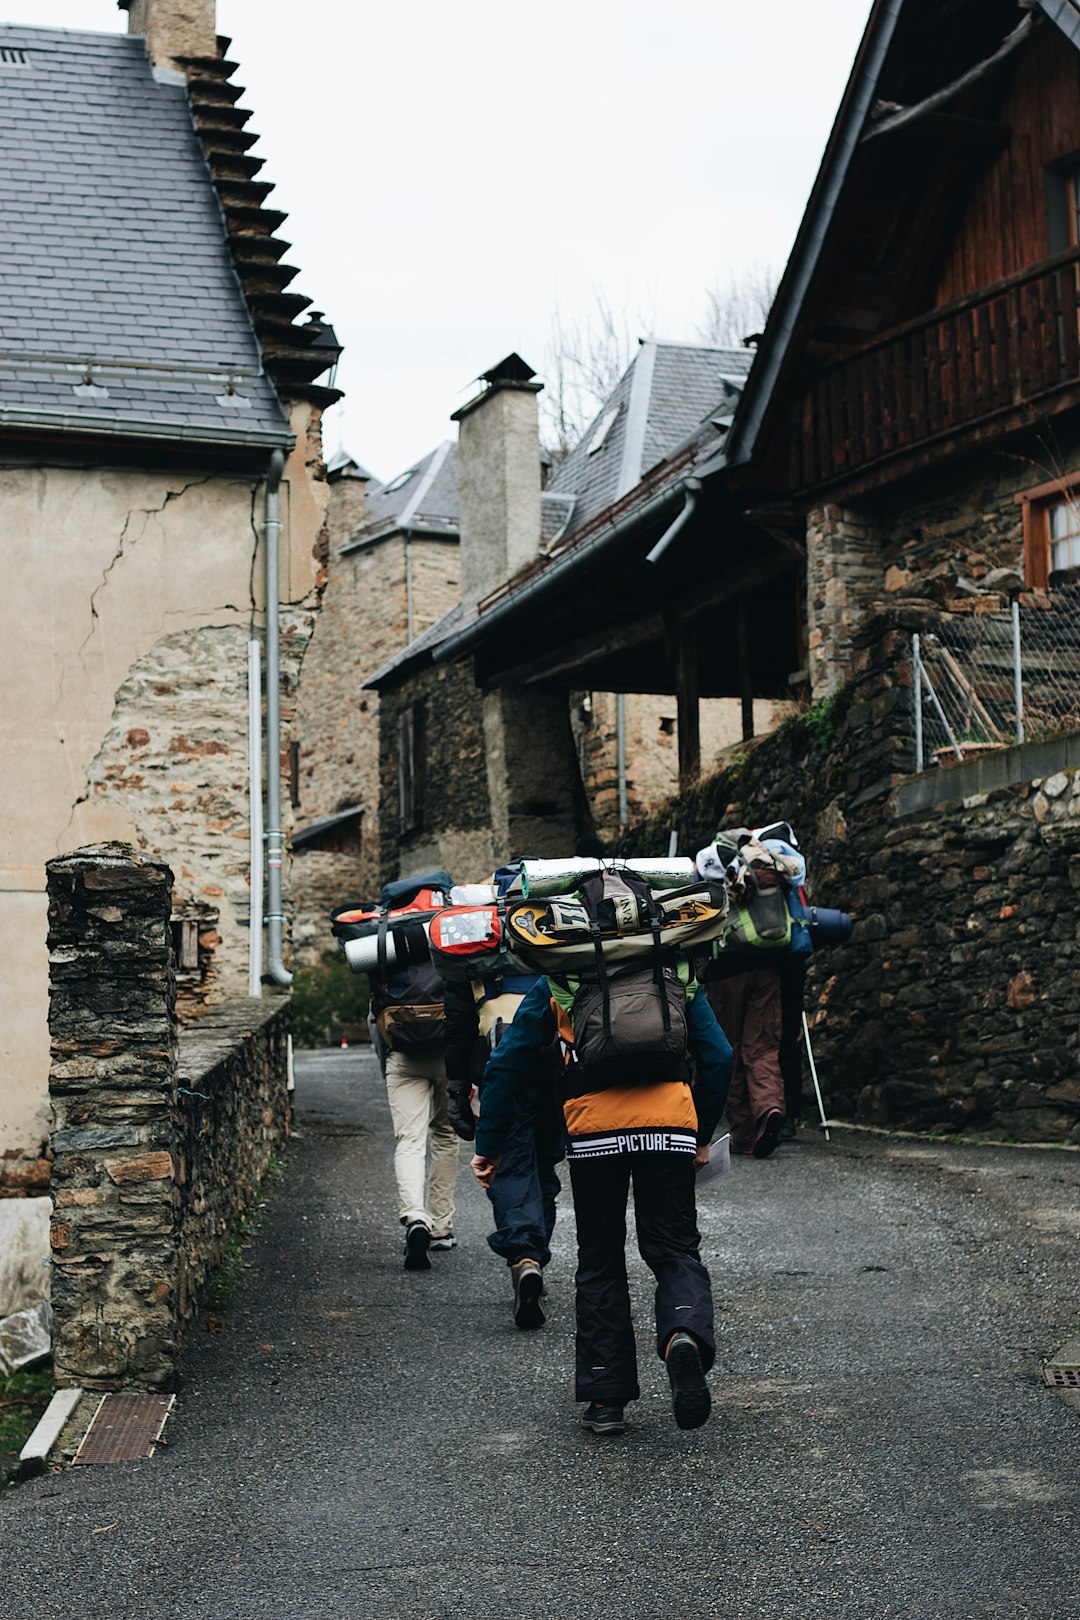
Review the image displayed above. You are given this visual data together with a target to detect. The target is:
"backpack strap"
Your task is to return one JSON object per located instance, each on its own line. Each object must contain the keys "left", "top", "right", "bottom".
{"left": 377, "top": 907, "right": 389, "bottom": 982}
{"left": 587, "top": 917, "right": 612, "bottom": 1040}
{"left": 648, "top": 908, "right": 672, "bottom": 1032}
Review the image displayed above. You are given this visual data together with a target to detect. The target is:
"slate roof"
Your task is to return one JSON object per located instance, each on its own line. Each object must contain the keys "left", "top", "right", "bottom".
{"left": 342, "top": 441, "right": 459, "bottom": 548}
{"left": 545, "top": 341, "right": 752, "bottom": 537}
{"left": 0, "top": 25, "right": 290, "bottom": 448}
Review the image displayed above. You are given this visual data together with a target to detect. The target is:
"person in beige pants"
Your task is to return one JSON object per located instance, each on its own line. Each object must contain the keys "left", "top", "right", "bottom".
{"left": 383, "top": 1045, "right": 459, "bottom": 1269}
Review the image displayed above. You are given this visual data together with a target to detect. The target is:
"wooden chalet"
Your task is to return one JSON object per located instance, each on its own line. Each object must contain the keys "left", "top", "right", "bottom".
{"left": 720, "top": 0, "right": 1080, "bottom": 695}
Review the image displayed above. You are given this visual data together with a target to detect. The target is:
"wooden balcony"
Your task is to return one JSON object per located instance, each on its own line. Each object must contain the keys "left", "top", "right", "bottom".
{"left": 794, "top": 248, "right": 1080, "bottom": 490}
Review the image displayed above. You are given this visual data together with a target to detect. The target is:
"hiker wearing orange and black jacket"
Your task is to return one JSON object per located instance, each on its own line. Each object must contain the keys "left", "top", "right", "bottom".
{"left": 470, "top": 978, "right": 732, "bottom": 1434}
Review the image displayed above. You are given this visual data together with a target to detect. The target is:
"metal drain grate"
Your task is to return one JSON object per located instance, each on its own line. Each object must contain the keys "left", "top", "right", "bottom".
{"left": 72, "top": 1393, "right": 174, "bottom": 1465}
{"left": 1042, "top": 1367, "right": 1080, "bottom": 1388}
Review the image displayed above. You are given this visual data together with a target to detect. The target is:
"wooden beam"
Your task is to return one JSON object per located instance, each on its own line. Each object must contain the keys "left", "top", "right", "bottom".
{"left": 487, "top": 550, "right": 797, "bottom": 688}
{"left": 862, "top": 14, "right": 1036, "bottom": 142}
{"left": 737, "top": 598, "right": 754, "bottom": 741}
{"left": 673, "top": 618, "right": 700, "bottom": 790}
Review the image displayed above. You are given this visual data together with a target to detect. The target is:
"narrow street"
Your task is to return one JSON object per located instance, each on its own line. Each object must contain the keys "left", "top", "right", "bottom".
{"left": 2, "top": 1047, "right": 1079, "bottom": 1620}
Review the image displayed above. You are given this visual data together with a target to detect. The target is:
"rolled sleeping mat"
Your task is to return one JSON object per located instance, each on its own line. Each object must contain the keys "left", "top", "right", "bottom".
{"left": 805, "top": 906, "right": 853, "bottom": 945}
{"left": 500, "top": 856, "right": 697, "bottom": 898}
{"left": 343, "top": 919, "right": 432, "bottom": 975}
{"left": 449, "top": 883, "right": 497, "bottom": 906}
{"left": 504, "top": 879, "right": 729, "bottom": 973}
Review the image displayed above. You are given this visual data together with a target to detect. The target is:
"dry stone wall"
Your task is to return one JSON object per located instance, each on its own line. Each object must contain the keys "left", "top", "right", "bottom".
{"left": 47, "top": 844, "right": 290, "bottom": 1391}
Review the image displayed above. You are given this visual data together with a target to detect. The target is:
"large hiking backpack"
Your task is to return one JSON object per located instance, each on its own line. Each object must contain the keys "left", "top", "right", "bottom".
{"left": 369, "top": 957, "right": 447, "bottom": 1052}
{"left": 503, "top": 873, "right": 728, "bottom": 973}
{"left": 330, "top": 881, "right": 449, "bottom": 1051}
{"left": 713, "top": 831, "right": 799, "bottom": 952}
{"left": 556, "top": 868, "right": 693, "bottom": 1091}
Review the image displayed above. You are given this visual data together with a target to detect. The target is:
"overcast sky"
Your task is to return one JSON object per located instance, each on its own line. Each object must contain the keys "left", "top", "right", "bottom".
{"left": 14, "top": 0, "right": 872, "bottom": 478}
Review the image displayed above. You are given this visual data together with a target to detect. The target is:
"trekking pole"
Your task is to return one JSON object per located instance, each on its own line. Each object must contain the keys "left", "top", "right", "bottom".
{"left": 801, "top": 1010, "right": 830, "bottom": 1141}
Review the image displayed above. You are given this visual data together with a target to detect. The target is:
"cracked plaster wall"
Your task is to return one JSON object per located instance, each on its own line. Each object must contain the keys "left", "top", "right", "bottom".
{"left": 1, "top": 402, "right": 328, "bottom": 1173}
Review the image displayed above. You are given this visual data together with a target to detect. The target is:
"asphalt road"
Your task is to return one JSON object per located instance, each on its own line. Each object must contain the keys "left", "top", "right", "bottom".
{"left": 1, "top": 1046, "right": 1079, "bottom": 1620}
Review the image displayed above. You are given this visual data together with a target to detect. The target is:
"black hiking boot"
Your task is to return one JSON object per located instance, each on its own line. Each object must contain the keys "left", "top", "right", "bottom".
{"left": 665, "top": 1330, "right": 711, "bottom": 1431}
{"left": 403, "top": 1220, "right": 431, "bottom": 1271}
{"left": 581, "top": 1402, "right": 626, "bottom": 1435}
{"left": 511, "top": 1257, "right": 545, "bottom": 1328}
{"left": 752, "top": 1108, "right": 785, "bottom": 1159}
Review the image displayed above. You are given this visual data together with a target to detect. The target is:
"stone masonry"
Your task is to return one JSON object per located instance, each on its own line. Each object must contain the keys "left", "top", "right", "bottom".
{"left": 804, "top": 423, "right": 1080, "bottom": 699}
{"left": 48, "top": 844, "right": 290, "bottom": 1390}
{"left": 634, "top": 608, "right": 1080, "bottom": 1142}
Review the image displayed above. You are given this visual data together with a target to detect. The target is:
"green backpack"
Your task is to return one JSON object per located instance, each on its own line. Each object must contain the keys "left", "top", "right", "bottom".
{"left": 716, "top": 830, "right": 793, "bottom": 952}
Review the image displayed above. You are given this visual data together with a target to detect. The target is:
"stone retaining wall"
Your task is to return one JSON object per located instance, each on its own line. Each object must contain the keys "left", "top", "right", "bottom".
{"left": 633, "top": 610, "right": 1080, "bottom": 1141}
{"left": 47, "top": 844, "right": 290, "bottom": 1391}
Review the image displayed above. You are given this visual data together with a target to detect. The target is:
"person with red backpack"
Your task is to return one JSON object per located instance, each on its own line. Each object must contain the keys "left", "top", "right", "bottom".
{"left": 469, "top": 866, "right": 732, "bottom": 1436}
{"left": 339, "top": 871, "right": 459, "bottom": 1272}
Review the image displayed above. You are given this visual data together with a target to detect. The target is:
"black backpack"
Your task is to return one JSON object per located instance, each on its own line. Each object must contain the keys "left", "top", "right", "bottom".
{"left": 564, "top": 869, "right": 691, "bottom": 1091}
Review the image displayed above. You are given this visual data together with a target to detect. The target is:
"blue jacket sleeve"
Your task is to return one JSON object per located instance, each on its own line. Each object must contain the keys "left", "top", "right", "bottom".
{"left": 687, "top": 991, "right": 733, "bottom": 1145}
{"left": 474, "top": 980, "right": 557, "bottom": 1158}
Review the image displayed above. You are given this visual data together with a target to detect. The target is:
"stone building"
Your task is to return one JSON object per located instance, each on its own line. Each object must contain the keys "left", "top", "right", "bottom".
{"left": 0, "top": 0, "right": 339, "bottom": 1286}
{"left": 289, "top": 445, "right": 461, "bottom": 961}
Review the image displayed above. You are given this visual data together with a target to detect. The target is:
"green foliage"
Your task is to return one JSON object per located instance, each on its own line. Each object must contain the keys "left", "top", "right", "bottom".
{"left": 0, "top": 1368, "right": 52, "bottom": 1456}
{"left": 787, "top": 690, "right": 849, "bottom": 749}
{"left": 291, "top": 953, "right": 370, "bottom": 1048}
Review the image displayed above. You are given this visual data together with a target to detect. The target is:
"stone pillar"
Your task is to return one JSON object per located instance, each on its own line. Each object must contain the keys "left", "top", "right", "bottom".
{"left": 482, "top": 689, "right": 585, "bottom": 857}
{"left": 47, "top": 844, "right": 180, "bottom": 1391}
{"left": 805, "top": 502, "right": 884, "bottom": 698}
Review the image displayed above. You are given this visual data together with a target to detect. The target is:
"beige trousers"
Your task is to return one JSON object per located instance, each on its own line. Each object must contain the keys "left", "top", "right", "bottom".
{"left": 384, "top": 1047, "right": 459, "bottom": 1236}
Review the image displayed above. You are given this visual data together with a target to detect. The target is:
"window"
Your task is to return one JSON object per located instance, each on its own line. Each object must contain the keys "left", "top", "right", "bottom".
{"left": 1048, "top": 498, "right": 1080, "bottom": 574}
{"left": 398, "top": 704, "right": 425, "bottom": 835}
{"left": 1018, "top": 475, "right": 1080, "bottom": 586}
{"left": 1046, "top": 155, "right": 1080, "bottom": 254}
{"left": 586, "top": 406, "right": 620, "bottom": 455}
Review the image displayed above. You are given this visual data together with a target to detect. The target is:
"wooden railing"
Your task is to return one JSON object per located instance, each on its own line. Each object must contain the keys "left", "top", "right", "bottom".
{"left": 794, "top": 248, "right": 1080, "bottom": 488}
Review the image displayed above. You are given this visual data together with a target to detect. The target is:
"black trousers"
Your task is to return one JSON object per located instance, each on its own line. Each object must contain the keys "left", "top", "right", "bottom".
{"left": 568, "top": 1152, "right": 715, "bottom": 1404}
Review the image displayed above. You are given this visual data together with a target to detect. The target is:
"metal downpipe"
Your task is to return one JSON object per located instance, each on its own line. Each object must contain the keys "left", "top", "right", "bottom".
{"left": 645, "top": 479, "right": 700, "bottom": 566}
{"left": 264, "top": 449, "right": 292, "bottom": 987}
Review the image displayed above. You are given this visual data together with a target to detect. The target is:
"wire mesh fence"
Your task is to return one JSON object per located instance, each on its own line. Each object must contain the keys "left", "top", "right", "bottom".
{"left": 912, "top": 582, "right": 1080, "bottom": 770}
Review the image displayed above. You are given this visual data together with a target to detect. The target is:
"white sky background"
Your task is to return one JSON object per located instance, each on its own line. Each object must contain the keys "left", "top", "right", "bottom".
{"left": 13, "top": 0, "right": 872, "bottom": 478}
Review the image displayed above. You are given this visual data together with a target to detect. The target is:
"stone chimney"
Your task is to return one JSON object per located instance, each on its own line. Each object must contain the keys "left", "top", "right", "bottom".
{"left": 452, "top": 353, "right": 543, "bottom": 611}
{"left": 119, "top": 0, "right": 217, "bottom": 72}
{"left": 451, "top": 355, "right": 585, "bottom": 856}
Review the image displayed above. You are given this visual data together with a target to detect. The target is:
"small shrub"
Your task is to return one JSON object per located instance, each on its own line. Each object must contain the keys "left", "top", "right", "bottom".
{"left": 291, "top": 953, "right": 369, "bottom": 1048}
{"left": 0, "top": 1368, "right": 52, "bottom": 1458}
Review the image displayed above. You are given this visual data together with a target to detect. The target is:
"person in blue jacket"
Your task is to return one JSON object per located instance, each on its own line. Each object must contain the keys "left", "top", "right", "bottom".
{"left": 470, "top": 973, "right": 732, "bottom": 1435}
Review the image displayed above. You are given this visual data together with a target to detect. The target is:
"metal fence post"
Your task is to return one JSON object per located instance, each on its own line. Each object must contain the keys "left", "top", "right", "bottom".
{"left": 1011, "top": 597, "right": 1025, "bottom": 744}
{"left": 912, "top": 632, "right": 924, "bottom": 771}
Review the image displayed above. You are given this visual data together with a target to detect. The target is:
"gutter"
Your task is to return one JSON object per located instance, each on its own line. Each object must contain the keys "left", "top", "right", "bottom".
{"left": 263, "top": 448, "right": 291, "bottom": 987}
{"left": 432, "top": 476, "right": 688, "bottom": 664}
{"left": 715, "top": 0, "right": 905, "bottom": 475}
{"left": 0, "top": 408, "right": 293, "bottom": 451}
